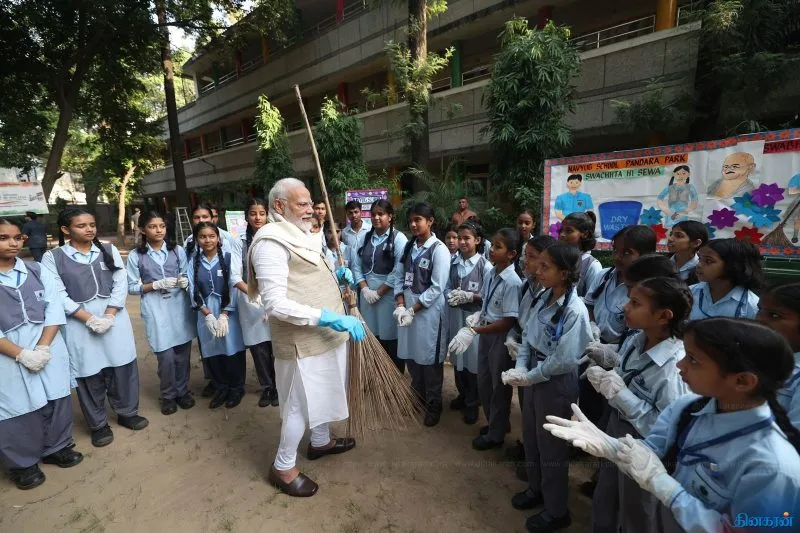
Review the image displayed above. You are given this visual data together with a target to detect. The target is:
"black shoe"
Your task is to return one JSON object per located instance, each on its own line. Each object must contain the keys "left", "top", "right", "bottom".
{"left": 209, "top": 389, "right": 227, "bottom": 409}
{"left": 9, "top": 465, "right": 45, "bottom": 490}
{"left": 578, "top": 479, "right": 596, "bottom": 499}
{"left": 225, "top": 390, "right": 244, "bottom": 409}
{"left": 512, "top": 488, "right": 543, "bottom": 510}
{"left": 506, "top": 440, "right": 525, "bottom": 462}
{"left": 449, "top": 396, "right": 464, "bottom": 410}
{"left": 479, "top": 422, "right": 510, "bottom": 436}
{"left": 91, "top": 425, "right": 114, "bottom": 447}
{"left": 516, "top": 463, "right": 529, "bottom": 482}
{"left": 307, "top": 438, "right": 356, "bottom": 460}
{"left": 463, "top": 406, "right": 478, "bottom": 425}
{"left": 472, "top": 435, "right": 504, "bottom": 451}
{"left": 118, "top": 415, "right": 149, "bottom": 431}
{"left": 270, "top": 388, "right": 279, "bottom": 407}
{"left": 42, "top": 447, "right": 83, "bottom": 468}
{"left": 176, "top": 394, "right": 196, "bottom": 410}
{"left": 424, "top": 411, "right": 441, "bottom": 427}
{"left": 525, "top": 511, "right": 571, "bottom": 532}
{"left": 160, "top": 398, "right": 178, "bottom": 416}
{"left": 258, "top": 389, "right": 271, "bottom": 408}
{"left": 200, "top": 381, "right": 216, "bottom": 398}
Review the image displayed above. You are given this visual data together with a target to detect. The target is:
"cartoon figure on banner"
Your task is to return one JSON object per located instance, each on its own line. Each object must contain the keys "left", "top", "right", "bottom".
{"left": 554, "top": 174, "right": 594, "bottom": 220}
{"left": 656, "top": 165, "right": 699, "bottom": 227}
{"left": 707, "top": 152, "right": 757, "bottom": 200}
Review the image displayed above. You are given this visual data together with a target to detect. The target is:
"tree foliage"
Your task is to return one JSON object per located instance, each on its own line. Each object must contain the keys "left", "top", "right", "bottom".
{"left": 483, "top": 18, "right": 581, "bottom": 211}
{"left": 253, "top": 95, "right": 292, "bottom": 194}
{"left": 612, "top": 79, "right": 694, "bottom": 135}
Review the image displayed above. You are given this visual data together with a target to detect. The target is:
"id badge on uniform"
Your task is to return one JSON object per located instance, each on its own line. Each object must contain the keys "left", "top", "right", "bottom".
{"left": 467, "top": 281, "right": 479, "bottom": 291}
{"left": 404, "top": 272, "right": 414, "bottom": 288}
{"left": 419, "top": 258, "right": 430, "bottom": 270}
{"left": 34, "top": 289, "right": 45, "bottom": 301}
{"left": 217, "top": 269, "right": 223, "bottom": 277}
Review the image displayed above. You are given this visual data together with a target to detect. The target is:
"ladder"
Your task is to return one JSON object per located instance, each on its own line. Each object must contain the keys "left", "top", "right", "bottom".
{"left": 176, "top": 207, "right": 192, "bottom": 246}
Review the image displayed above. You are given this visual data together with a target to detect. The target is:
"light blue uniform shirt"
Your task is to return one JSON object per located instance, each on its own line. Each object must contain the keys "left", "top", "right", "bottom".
{"left": 777, "top": 353, "right": 800, "bottom": 427}
{"left": 644, "top": 396, "right": 800, "bottom": 532}
{"left": 341, "top": 220, "right": 372, "bottom": 250}
{"left": 585, "top": 267, "right": 628, "bottom": 343}
{"left": 689, "top": 282, "right": 759, "bottom": 321}
{"left": 578, "top": 251, "right": 603, "bottom": 299}
{"left": 0, "top": 258, "right": 71, "bottom": 420}
{"left": 516, "top": 287, "right": 593, "bottom": 384}
{"left": 670, "top": 254, "right": 699, "bottom": 282}
{"left": 351, "top": 230, "right": 407, "bottom": 289}
{"left": 480, "top": 265, "right": 522, "bottom": 323}
{"left": 554, "top": 191, "right": 593, "bottom": 216}
{"left": 323, "top": 242, "right": 355, "bottom": 271}
{"left": 183, "top": 227, "right": 240, "bottom": 257}
{"left": 608, "top": 332, "right": 690, "bottom": 437}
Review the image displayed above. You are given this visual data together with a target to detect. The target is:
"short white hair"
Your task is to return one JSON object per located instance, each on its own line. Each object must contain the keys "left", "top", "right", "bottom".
{"left": 268, "top": 177, "right": 306, "bottom": 215}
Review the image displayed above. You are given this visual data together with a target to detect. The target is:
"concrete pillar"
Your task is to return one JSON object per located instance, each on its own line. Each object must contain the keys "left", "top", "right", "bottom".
{"left": 212, "top": 64, "right": 220, "bottom": 88}
{"left": 219, "top": 128, "right": 227, "bottom": 149}
{"left": 235, "top": 50, "right": 242, "bottom": 78}
{"left": 192, "top": 75, "right": 201, "bottom": 97}
{"left": 336, "top": 0, "right": 345, "bottom": 23}
{"left": 387, "top": 69, "right": 397, "bottom": 104}
{"left": 183, "top": 139, "right": 191, "bottom": 160}
{"left": 241, "top": 119, "right": 250, "bottom": 142}
{"left": 261, "top": 37, "right": 270, "bottom": 63}
{"left": 537, "top": 5, "right": 554, "bottom": 28}
{"left": 450, "top": 40, "right": 463, "bottom": 88}
{"left": 199, "top": 135, "right": 208, "bottom": 155}
{"left": 655, "top": 0, "right": 678, "bottom": 30}
{"left": 337, "top": 82, "right": 349, "bottom": 109}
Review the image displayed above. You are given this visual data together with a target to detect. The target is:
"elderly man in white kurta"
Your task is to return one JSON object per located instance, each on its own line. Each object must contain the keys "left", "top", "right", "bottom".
{"left": 248, "top": 178, "right": 365, "bottom": 497}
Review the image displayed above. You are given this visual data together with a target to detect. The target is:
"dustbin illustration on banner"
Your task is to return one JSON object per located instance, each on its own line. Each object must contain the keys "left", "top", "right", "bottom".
{"left": 598, "top": 201, "right": 643, "bottom": 239}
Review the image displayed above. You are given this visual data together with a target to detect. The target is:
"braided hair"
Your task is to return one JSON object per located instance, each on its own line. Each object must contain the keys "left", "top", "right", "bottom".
{"left": 191, "top": 222, "right": 230, "bottom": 310}
{"left": 662, "top": 318, "right": 800, "bottom": 473}
{"left": 633, "top": 277, "right": 693, "bottom": 338}
{"left": 136, "top": 211, "right": 175, "bottom": 255}
{"left": 400, "top": 202, "right": 436, "bottom": 264}
{"left": 541, "top": 243, "right": 581, "bottom": 337}
{"left": 457, "top": 219, "right": 487, "bottom": 255}
{"left": 244, "top": 197, "right": 268, "bottom": 254}
{"left": 57, "top": 207, "right": 120, "bottom": 271}
{"left": 358, "top": 199, "right": 396, "bottom": 262}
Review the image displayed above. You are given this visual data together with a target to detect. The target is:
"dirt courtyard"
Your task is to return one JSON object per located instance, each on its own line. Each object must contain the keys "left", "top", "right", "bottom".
{"left": 1, "top": 295, "right": 593, "bottom": 533}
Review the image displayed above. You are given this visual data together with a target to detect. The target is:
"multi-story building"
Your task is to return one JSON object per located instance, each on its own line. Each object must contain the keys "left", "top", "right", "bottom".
{"left": 142, "top": 0, "right": 703, "bottom": 209}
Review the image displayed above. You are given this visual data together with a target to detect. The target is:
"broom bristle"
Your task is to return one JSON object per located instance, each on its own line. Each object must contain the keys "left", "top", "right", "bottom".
{"left": 763, "top": 222, "right": 792, "bottom": 247}
{"left": 346, "top": 307, "right": 422, "bottom": 439}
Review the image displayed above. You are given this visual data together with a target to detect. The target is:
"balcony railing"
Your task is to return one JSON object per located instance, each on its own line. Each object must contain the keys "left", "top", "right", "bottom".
{"left": 571, "top": 15, "right": 657, "bottom": 52}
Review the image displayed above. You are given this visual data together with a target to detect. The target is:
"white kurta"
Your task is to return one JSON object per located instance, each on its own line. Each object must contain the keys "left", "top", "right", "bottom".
{"left": 250, "top": 237, "right": 348, "bottom": 429}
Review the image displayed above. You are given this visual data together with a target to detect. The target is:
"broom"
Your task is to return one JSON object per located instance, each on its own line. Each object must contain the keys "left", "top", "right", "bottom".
{"left": 292, "top": 85, "right": 422, "bottom": 438}
{"left": 762, "top": 198, "right": 800, "bottom": 247}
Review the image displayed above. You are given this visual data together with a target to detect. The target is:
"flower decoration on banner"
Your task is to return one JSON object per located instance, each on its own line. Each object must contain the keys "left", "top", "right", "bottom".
{"left": 640, "top": 207, "right": 663, "bottom": 226}
{"left": 704, "top": 222, "right": 717, "bottom": 239}
{"left": 748, "top": 206, "right": 782, "bottom": 229}
{"left": 549, "top": 221, "right": 562, "bottom": 238}
{"left": 734, "top": 226, "right": 763, "bottom": 244}
{"left": 731, "top": 193, "right": 758, "bottom": 218}
{"left": 650, "top": 224, "right": 667, "bottom": 241}
{"left": 750, "top": 183, "right": 785, "bottom": 207}
{"left": 708, "top": 208, "right": 738, "bottom": 230}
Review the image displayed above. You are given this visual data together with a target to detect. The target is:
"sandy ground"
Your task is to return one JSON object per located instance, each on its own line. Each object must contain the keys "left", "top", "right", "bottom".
{"left": 1, "top": 294, "right": 594, "bottom": 533}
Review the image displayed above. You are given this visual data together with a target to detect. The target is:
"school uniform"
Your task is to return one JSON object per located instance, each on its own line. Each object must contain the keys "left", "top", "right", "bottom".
{"left": 187, "top": 252, "right": 246, "bottom": 398}
{"left": 516, "top": 287, "right": 593, "bottom": 518}
{"left": 585, "top": 267, "right": 628, "bottom": 343}
{"left": 644, "top": 395, "right": 800, "bottom": 532}
{"left": 777, "top": 352, "right": 800, "bottom": 427}
{"left": 42, "top": 243, "right": 141, "bottom": 431}
{"left": 577, "top": 251, "right": 602, "bottom": 299}
{"left": 592, "top": 333, "right": 689, "bottom": 533}
{"left": 231, "top": 234, "right": 275, "bottom": 395}
{"left": 0, "top": 259, "right": 74, "bottom": 471}
{"left": 395, "top": 236, "right": 451, "bottom": 414}
{"left": 513, "top": 279, "right": 546, "bottom": 408}
{"left": 352, "top": 229, "right": 408, "bottom": 372}
{"left": 126, "top": 244, "right": 196, "bottom": 401}
{"left": 341, "top": 220, "right": 372, "bottom": 249}
{"left": 688, "top": 282, "right": 759, "bottom": 321}
{"left": 445, "top": 253, "right": 492, "bottom": 412}
{"left": 477, "top": 264, "right": 522, "bottom": 443}
{"left": 670, "top": 254, "right": 699, "bottom": 283}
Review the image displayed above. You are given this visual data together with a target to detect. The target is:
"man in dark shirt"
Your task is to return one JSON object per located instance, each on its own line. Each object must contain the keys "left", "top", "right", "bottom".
{"left": 22, "top": 212, "right": 48, "bottom": 262}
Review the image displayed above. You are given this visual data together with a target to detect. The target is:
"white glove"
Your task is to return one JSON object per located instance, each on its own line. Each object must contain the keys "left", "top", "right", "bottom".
{"left": 616, "top": 435, "right": 682, "bottom": 506}
{"left": 17, "top": 348, "right": 51, "bottom": 372}
{"left": 86, "top": 314, "right": 114, "bottom": 334}
{"left": 204, "top": 314, "right": 219, "bottom": 336}
{"left": 399, "top": 307, "right": 415, "bottom": 327}
{"left": 393, "top": 306, "right": 407, "bottom": 326}
{"left": 504, "top": 333, "right": 521, "bottom": 360}
{"left": 542, "top": 403, "right": 622, "bottom": 460}
{"left": 598, "top": 370, "right": 626, "bottom": 400}
{"left": 585, "top": 365, "right": 606, "bottom": 392}
{"left": 176, "top": 276, "right": 189, "bottom": 289}
{"left": 501, "top": 368, "right": 530, "bottom": 386}
{"left": 448, "top": 327, "right": 476, "bottom": 356}
{"left": 215, "top": 314, "right": 229, "bottom": 338}
{"left": 583, "top": 341, "right": 621, "bottom": 369}
{"left": 152, "top": 277, "right": 178, "bottom": 290}
{"left": 361, "top": 287, "right": 381, "bottom": 305}
{"left": 465, "top": 311, "right": 481, "bottom": 328}
{"left": 447, "top": 289, "right": 475, "bottom": 306}
{"left": 34, "top": 345, "right": 51, "bottom": 355}
{"left": 591, "top": 323, "right": 601, "bottom": 342}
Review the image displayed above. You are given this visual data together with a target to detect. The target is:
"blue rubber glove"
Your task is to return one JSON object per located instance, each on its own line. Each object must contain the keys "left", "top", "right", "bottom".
{"left": 335, "top": 266, "right": 354, "bottom": 285}
{"left": 319, "top": 309, "right": 366, "bottom": 341}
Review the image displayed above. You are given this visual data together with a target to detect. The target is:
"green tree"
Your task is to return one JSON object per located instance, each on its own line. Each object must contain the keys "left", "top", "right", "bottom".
{"left": 483, "top": 18, "right": 581, "bottom": 211}
{"left": 253, "top": 95, "right": 293, "bottom": 195}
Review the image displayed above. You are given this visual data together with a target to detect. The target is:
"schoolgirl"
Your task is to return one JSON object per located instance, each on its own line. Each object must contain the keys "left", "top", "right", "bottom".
{"left": 559, "top": 212, "right": 601, "bottom": 298}
{"left": 757, "top": 282, "right": 800, "bottom": 425}
{"left": 503, "top": 243, "right": 593, "bottom": 532}
{"left": 444, "top": 220, "right": 492, "bottom": 425}
{"left": 0, "top": 218, "right": 83, "bottom": 490}
{"left": 667, "top": 220, "right": 708, "bottom": 284}
{"left": 353, "top": 199, "right": 408, "bottom": 373}
{"left": 545, "top": 318, "right": 800, "bottom": 533}
{"left": 514, "top": 209, "right": 537, "bottom": 277}
{"left": 586, "top": 277, "right": 692, "bottom": 533}
{"left": 187, "top": 222, "right": 246, "bottom": 409}
{"left": 444, "top": 224, "right": 460, "bottom": 258}
{"left": 690, "top": 238, "right": 761, "bottom": 320}
{"left": 394, "top": 202, "right": 451, "bottom": 427}
{"left": 322, "top": 220, "right": 357, "bottom": 272}
{"left": 126, "top": 211, "right": 196, "bottom": 415}
{"left": 231, "top": 199, "right": 277, "bottom": 408}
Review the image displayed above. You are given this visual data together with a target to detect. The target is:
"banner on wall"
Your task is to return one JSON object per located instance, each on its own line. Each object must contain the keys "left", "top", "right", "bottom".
{"left": 345, "top": 189, "right": 388, "bottom": 217}
{"left": 0, "top": 182, "right": 49, "bottom": 217}
{"left": 543, "top": 129, "right": 800, "bottom": 257}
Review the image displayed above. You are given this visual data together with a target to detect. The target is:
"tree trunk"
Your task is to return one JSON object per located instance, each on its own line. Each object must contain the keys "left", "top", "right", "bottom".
{"left": 157, "top": 0, "right": 191, "bottom": 208}
{"left": 117, "top": 165, "right": 137, "bottom": 248}
{"left": 84, "top": 178, "right": 100, "bottom": 216}
{"left": 408, "top": 0, "right": 430, "bottom": 169}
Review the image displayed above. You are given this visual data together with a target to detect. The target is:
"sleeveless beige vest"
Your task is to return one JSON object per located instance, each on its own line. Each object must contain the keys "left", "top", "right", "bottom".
{"left": 247, "top": 217, "right": 348, "bottom": 360}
